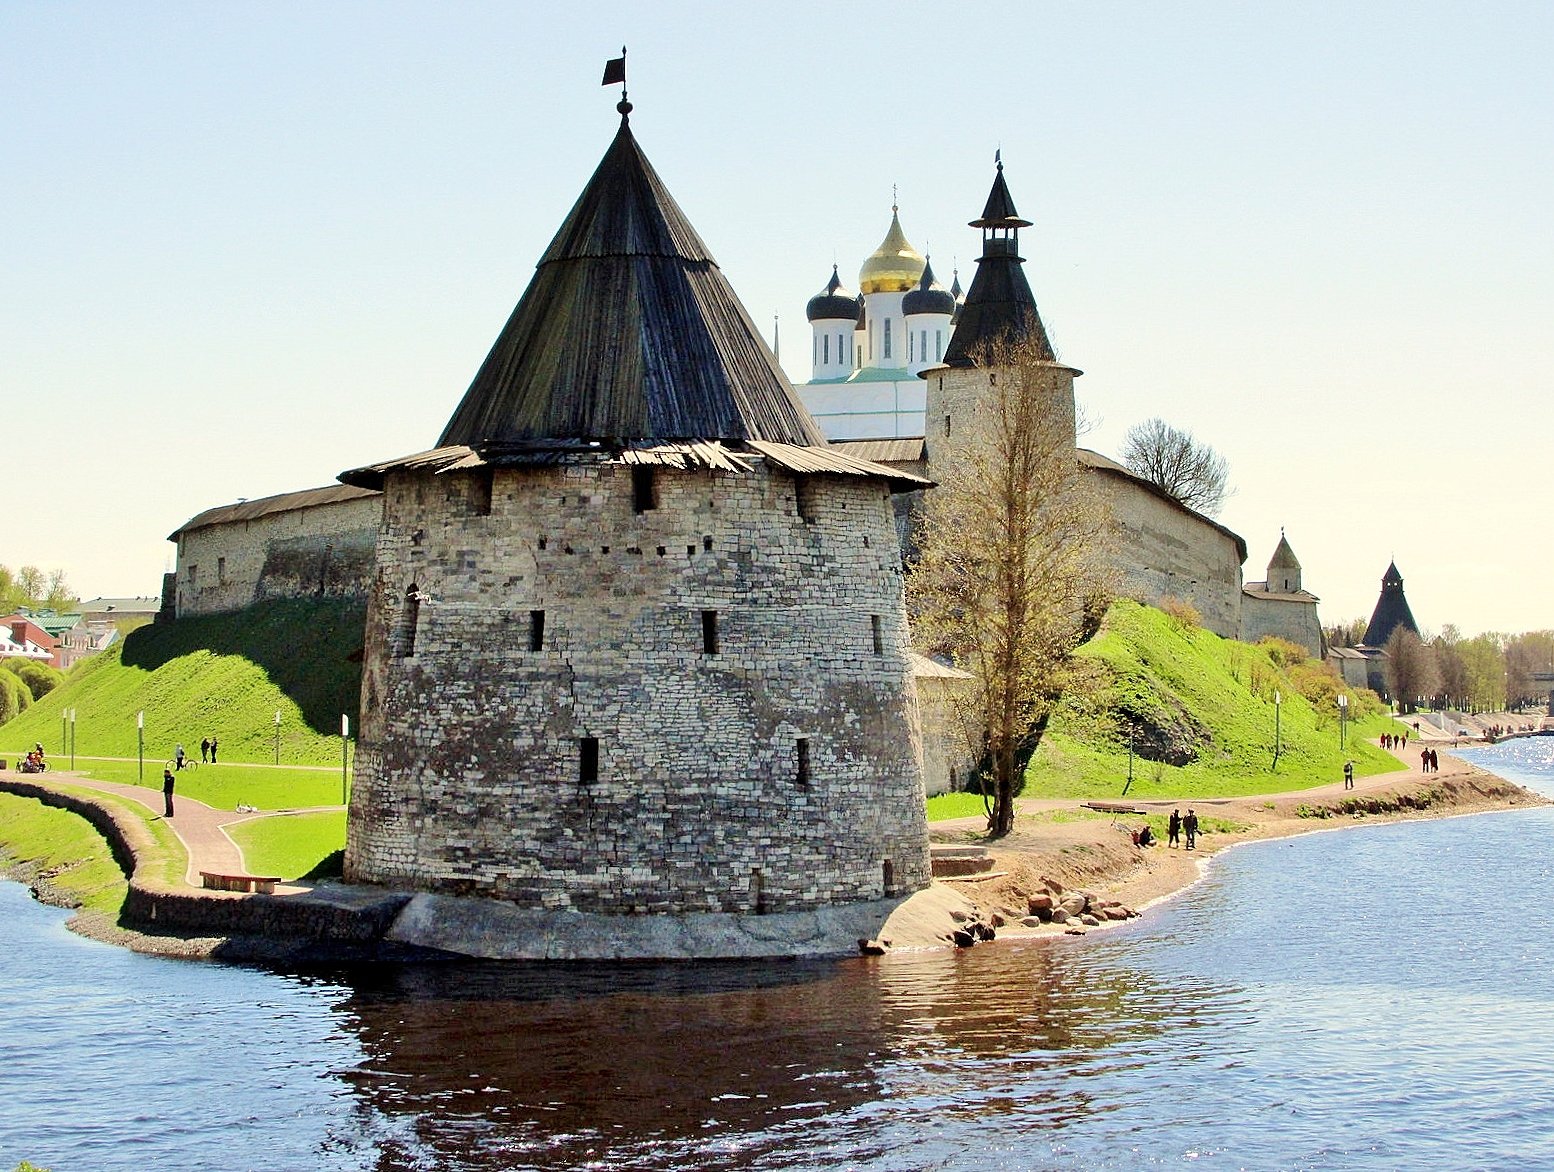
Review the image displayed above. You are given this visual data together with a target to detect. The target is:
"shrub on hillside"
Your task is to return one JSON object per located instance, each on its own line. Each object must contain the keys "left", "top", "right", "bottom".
{"left": 1258, "top": 636, "right": 1308, "bottom": 669}
{"left": 1, "top": 657, "right": 65, "bottom": 700}
{"left": 1158, "top": 595, "right": 1200, "bottom": 630}
{"left": 0, "top": 671, "right": 30, "bottom": 724}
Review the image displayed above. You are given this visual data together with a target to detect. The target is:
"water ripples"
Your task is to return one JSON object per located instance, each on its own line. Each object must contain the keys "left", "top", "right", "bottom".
{"left": 9, "top": 740, "right": 1554, "bottom": 1168}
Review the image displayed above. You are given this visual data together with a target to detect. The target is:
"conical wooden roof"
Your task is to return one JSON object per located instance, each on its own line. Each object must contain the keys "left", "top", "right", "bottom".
{"left": 1361, "top": 561, "right": 1419, "bottom": 647}
{"left": 437, "top": 115, "right": 826, "bottom": 449}
{"left": 942, "top": 159, "right": 1056, "bottom": 368}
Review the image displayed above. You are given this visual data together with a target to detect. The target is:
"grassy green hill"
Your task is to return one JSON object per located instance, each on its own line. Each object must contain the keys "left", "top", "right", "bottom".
{"left": 1, "top": 598, "right": 365, "bottom": 767}
{"left": 1024, "top": 599, "right": 1400, "bottom": 799}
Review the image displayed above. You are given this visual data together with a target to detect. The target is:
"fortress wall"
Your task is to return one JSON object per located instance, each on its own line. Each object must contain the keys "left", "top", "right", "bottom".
{"left": 1241, "top": 594, "right": 1324, "bottom": 658}
{"left": 1096, "top": 471, "right": 1244, "bottom": 640}
{"left": 175, "top": 495, "right": 382, "bottom": 617}
{"left": 346, "top": 460, "right": 931, "bottom": 915}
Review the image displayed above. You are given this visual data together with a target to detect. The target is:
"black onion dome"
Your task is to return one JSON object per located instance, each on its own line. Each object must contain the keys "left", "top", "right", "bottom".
{"left": 805, "top": 265, "right": 862, "bottom": 323}
{"left": 902, "top": 258, "right": 955, "bottom": 318}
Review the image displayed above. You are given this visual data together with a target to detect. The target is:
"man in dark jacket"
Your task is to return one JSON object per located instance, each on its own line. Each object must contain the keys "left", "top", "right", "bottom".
{"left": 163, "top": 768, "right": 176, "bottom": 817}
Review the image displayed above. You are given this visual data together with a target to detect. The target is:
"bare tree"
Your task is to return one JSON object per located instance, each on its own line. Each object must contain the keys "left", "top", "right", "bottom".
{"left": 43, "top": 567, "right": 76, "bottom": 610}
{"left": 1384, "top": 627, "right": 1439, "bottom": 712}
{"left": 911, "top": 339, "right": 1113, "bottom": 838}
{"left": 1120, "top": 417, "right": 1230, "bottom": 516}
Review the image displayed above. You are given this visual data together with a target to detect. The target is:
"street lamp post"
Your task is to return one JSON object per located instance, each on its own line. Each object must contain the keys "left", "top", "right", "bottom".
{"left": 69, "top": 708, "right": 76, "bottom": 771}
{"left": 340, "top": 713, "right": 350, "bottom": 805}
{"left": 1338, "top": 693, "right": 1349, "bottom": 752}
{"left": 1273, "top": 691, "right": 1282, "bottom": 771}
{"left": 137, "top": 710, "right": 144, "bottom": 782}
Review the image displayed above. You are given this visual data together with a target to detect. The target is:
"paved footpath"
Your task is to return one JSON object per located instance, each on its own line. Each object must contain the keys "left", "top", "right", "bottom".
{"left": 4, "top": 769, "right": 338, "bottom": 894}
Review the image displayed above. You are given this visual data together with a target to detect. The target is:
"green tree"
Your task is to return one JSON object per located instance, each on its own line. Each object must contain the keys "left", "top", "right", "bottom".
{"left": 1, "top": 657, "right": 65, "bottom": 700}
{"left": 911, "top": 339, "right": 1113, "bottom": 838}
{"left": 0, "top": 670, "right": 30, "bottom": 723}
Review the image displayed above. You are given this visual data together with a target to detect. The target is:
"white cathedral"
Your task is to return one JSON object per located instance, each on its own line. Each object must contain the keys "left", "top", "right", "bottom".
{"left": 796, "top": 205, "right": 961, "bottom": 441}
{"left": 791, "top": 166, "right": 1325, "bottom": 661}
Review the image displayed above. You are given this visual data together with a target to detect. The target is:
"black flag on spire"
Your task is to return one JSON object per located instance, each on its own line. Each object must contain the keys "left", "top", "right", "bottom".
{"left": 602, "top": 48, "right": 626, "bottom": 86}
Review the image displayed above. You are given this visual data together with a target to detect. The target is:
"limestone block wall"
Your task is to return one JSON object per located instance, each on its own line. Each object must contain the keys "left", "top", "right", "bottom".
{"left": 922, "top": 364, "right": 1077, "bottom": 489}
{"left": 346, "top": 458, "right": 931, "bottom": 915}
{"left": 1241, "top": 593, "right": 1324, "bottom": 658}
{"left": 914, "top": 672, "right": 977, "bottom": 796}
{"left": 1095, "top": 471, "right": 1244, "bottom": 640}
{"left": 175, "top": 494, "right": 382, "bottom": 617}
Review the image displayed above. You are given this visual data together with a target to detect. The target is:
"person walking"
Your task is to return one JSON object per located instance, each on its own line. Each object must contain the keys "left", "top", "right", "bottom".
{"left": 162, "top": 768, "right": 176, "bottom": 817}
{"left": 1344, "top": 760, "right": 1354, "bottom": 789}
{"left": 1184, "top": 809, "right": 1199, "bottom": 851}
{"left": 175, "top": 743, "right": 186, "bottom": 770}
{"left": 209, "top": 736, "right": 219, "bottom": 764}
{"left": 1168, "top": 808, "right": 1182, "bottom": 848}
{"left": 200, "top": 737, "right": 210, "bottom": 763}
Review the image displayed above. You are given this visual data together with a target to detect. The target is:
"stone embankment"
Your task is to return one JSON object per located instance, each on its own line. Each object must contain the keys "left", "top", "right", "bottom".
{"left": 0, "top": 776, "right": 422, "bottom": 961}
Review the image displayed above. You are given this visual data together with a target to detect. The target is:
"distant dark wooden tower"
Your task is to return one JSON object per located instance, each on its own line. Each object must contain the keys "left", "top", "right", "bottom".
{"left": 340, "top": 102, "right": 931, "bottom": 919}
{"left": 1361, "top": 561, "right": 1419, "bottom": 648}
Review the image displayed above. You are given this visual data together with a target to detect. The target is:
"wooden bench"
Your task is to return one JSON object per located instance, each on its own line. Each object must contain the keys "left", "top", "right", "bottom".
{"left": 199, "top": 871, "right": 283, "bottom": 894}
{"left": 1081, "top": 801, "right": 1145, "bottom": 816}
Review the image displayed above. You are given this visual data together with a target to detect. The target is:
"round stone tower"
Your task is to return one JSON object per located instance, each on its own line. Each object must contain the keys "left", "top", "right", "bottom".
{"left": 340, "top": 106, "right": 931, "bottom": 920}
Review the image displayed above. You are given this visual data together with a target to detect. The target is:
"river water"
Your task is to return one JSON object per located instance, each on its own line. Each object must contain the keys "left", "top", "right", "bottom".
{"left": 5, "top": 738, "right": 1554, "bottom": 1171}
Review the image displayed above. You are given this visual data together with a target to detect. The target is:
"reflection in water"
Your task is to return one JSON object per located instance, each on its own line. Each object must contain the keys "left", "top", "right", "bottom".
{"left": 323, "top": 937, "right": 1246, "bottom": 1170}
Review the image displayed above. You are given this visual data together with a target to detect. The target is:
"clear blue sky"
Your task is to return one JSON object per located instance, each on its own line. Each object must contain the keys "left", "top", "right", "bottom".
{"left": 6, "top": 2, "right": 1552, "bottom": 634}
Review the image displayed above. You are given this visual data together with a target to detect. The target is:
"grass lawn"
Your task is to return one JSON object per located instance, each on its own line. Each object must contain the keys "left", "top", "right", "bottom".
{"left": 40, "top": 757, "right": 347, "bottom": 811}
{"left": 0, "top": 793, "right": 134, "bottom": 916}
{"left": 227, "top": 811, "right": 345, "bottom": 880}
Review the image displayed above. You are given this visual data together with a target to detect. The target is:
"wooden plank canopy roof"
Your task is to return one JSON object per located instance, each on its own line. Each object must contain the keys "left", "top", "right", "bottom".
{"left": 340, "top": 439, "right": 929, "bottom": 493}
{"left": 436, "top": 114, "right": 827, "bottom": 450}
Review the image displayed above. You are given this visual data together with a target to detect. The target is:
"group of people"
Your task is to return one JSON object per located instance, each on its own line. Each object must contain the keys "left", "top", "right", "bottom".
{"left": 1380, "top": 731, "right": 1408, "bottom": 751}
{"left": 1420, "top": 746, "right": 1441, "bottom": 773}
{"left": 18, "top": 743, "right": 47, "bottom": 773}
{"left": 1167, "top": 808, "right": 1199, "bottom": 850}
{"left": 172, "top": 736, "right": 219, "bottom": 770}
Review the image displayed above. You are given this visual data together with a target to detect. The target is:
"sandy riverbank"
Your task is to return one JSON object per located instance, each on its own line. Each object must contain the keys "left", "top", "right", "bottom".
{"left": 914, "top": 738, "right": 1546, "bottom": 948}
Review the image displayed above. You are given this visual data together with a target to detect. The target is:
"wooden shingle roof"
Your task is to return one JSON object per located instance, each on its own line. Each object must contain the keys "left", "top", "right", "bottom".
{"left": 437, "top": 114, "right": 827, "bottom": 451}
{"left": 943, "top": 160, "right": 1057, "bottom": 369}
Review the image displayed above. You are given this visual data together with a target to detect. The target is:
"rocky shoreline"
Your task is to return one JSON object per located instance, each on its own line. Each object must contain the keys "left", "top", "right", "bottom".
{"left": 911, "top": 759, "right": 1544, "bottom": 952}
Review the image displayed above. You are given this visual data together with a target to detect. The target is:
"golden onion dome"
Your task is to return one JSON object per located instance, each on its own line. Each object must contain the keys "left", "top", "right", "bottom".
{"left": 858, "top": 208, "right": 926, "bottom": 294}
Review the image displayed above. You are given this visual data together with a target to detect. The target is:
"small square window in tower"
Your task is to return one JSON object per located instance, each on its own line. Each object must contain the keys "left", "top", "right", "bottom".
{"left": 529, "top": 609, "right": 545, "bottom": 652}
{"left": 702, "top": 609, "right": 719, "bottom": 655}
{"left": 579, "top": 737, "right": 599, "bottom": 783}
{"left": 631, "top": 466, "right": 657, "bottom": 513}
{"left": 795, "top": 737, "right": 810, "bottom": 785}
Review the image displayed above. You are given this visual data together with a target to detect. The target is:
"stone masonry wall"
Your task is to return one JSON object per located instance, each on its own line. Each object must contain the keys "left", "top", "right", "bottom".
{"left": 1098, "top": 471, "right": 1244, "bottom": 639}
{"left": 176, "top": 495, "right": 382, "bottom": 617}
{"left": 1240, "top": 593, "right": 1324, "bottom": 658}
{"left": 346, "top": 459, "right": 931, "bottom": 915}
